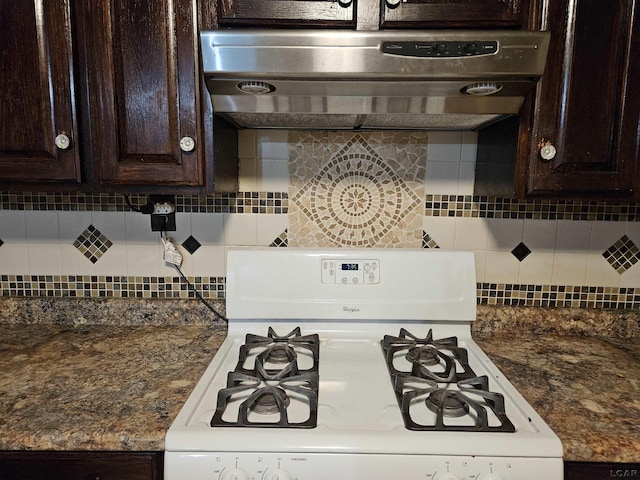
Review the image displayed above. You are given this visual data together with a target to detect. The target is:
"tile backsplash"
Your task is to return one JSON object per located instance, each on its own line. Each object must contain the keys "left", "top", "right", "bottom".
{"left": 1, "top": 130, "right": 640, "bottom": 308}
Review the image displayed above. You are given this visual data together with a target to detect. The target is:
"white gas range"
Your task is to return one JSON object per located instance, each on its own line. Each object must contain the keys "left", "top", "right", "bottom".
{"left": 165, "top": 248, "right": 564, "bottom": 480}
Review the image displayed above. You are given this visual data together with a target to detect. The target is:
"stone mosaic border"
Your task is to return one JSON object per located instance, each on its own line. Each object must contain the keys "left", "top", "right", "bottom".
{"left": 0, "top": 275, "right": 225, "bottom": 299}
{"left": 3, "top": 192, "right": 640, "bottom": 220}
{"left": 2, "top": 274, "right": 639, "bottom": 308}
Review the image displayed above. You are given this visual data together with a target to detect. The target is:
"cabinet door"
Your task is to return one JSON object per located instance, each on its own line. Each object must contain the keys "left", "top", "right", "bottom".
{"left": 216, "top": 0, "right": 356, "bottom": 28}
{"left": 522, "top": 0, "right": 640, "bottom": 198}
{"left": 79, "top": 0, "right": 207, "bottom": 188}
{"left": 0, "top": 451, "right": 163, "bottom": 480}
{"left": 381, "top": 0, "right": 531, "bottom": 29}
{"left": 0, "top": 0, "right": 81, "bottom": 183}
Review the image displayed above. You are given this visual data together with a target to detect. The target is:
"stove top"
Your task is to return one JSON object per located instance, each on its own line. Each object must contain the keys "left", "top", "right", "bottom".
{"left": 165, "top": 248, "right": 564, "bottom": 480}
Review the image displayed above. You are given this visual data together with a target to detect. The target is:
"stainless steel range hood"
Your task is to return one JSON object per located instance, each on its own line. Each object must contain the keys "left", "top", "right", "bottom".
{"left": 200, "top": 30, "right": 550, "bottom": 131}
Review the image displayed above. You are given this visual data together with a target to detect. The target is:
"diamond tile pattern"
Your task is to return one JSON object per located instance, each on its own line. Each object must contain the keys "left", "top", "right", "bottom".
{"left": 182, "top": 235, "right": 201, "bottom": 255}
{"left": 602, "top": 235, "right": 640, "bottom": 274}
{"left": 422, "top": 231, "right": 439, "bottom": 249}
{"left": 511, "top": 242, "right": 532, "bottom": 262}
{"left": 73, "top": 225, "right": 112, "bottom": 264}
{"left": 270, "top": 229, "right": 288, "bottom": 247}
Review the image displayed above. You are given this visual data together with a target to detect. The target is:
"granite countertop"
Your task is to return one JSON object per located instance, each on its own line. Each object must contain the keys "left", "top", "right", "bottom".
{"left": 0, "top": 323, "right": 226, "bottom": 451}
{"left": 0, "top": 299, "right": 638, "bottom": 463}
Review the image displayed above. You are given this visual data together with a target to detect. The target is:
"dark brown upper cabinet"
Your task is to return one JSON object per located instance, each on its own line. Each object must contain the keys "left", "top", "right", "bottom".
{"left": 212, "top": 0, "right": 532, "bottom": 30}
{"left": 515, "top": 0, "right": 640, "bottom": 199}
{"left": 215, "top": 0, "right": 356, "bottom": 28}
{"left": 0, "top": 0, "right": 234, "bottom": 193}
{"left": 0, "top": 0, "right": 81, "bottom": 184}
{"left": 380, "top": 0, "right": 532, "bottom": 29}
{"left": 78, "top": 0, "right": 210, "bottom": 190}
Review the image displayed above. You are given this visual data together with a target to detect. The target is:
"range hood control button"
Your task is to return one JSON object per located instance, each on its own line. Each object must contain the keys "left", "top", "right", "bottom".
{"left": 464, "top": 42, "right": 479, "bottom": 53}
{"left": 237, "top": 81, "right": 275, "bottom": 94}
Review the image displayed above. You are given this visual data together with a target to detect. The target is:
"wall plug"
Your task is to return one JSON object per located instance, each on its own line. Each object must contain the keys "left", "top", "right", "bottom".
{"left": 161, "top": 235, "right": 183, "bottom": 267}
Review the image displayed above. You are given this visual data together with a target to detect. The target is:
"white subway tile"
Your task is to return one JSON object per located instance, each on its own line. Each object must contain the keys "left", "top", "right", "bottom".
{"left": 518, "top": 252, "right": 554, "bottom": 285}
{"left": 484, "top": 251, "right": 520, "bottom": 283}
{"left": 487, "top": 218, "right": 524, "bottom": 251}
{"left": 453, "top": 218, "right": 490, "bottom": 251}
{"left": 425, "top": 161, "right": 460, "bottom": 194}
{"left": 189, "top": 245, "right": 226, "bottom": 277}
{"left": 125, "top": 243, "right": 161, "bottom": 276}
{"left": 94, "top": 244, "right": 128, "bottom": 276}
{"left": 0, "top": 211, "right": 26, "bottom": 241}
{"left": 259, "top": 158, "right": 290, "bottom": 192}
{"left": 257, "top": 214, "right": 288, "bottom": 246}
{"left": 27, "top": 243, "right": 61, "bottom": 274}
{"left": 585, "top": 253, "right": 621, "bottom": 287}
{"left": 223, "top": 213, "right": 257, "bottom": 246}
{"left": 191, "top": 212, "right": 225, "bottom": 245}
{"left": 523, "top": 219, "right": 558, "bottom": 251}
{"left": 256, "top": 130, "right": 290, "bottom": 160}
{"left": 551, "top": 253, "right": 588, "bottom": 285}
{"left": 25, "top": 211, "right": 59, "bottom": 242}
{"left": 60, "top": 244, "right": 95, "bottom": 276}
{"left": 58, "top": 211, "right": 92, "bottom": 243}
{"left": 0, "top": 243, "right": 29, "bottom": 274}
{"left": 426, "top": 132, "right": 463, "bottom": 161}
{"left": 423, "top": 216, "right": 456, "bottom": 249}
{"left": 556, "top": 221, "right": 592, "bottom": 252}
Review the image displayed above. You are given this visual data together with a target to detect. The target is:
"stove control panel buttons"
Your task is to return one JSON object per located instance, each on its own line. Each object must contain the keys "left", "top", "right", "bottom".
{"left": 262, "top": 468, "right": 293, "bottom": 480}
{"left": 218, "top": 467, "right": 250, "bottom": 480}
{"left": 432, "top": 473, "right": 461, "bottom": 480}
{"left": 321, "top": 259, "right": 380, "bottom": 285}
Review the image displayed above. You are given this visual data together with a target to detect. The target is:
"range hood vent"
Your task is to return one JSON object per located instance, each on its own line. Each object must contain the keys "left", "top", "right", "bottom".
{"left": 200, "top": 30, "right": 550, "bottom": 131}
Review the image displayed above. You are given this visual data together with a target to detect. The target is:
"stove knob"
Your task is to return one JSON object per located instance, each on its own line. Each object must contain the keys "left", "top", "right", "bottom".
{"left": 262, "top": 468, "right": 292, "bottom": 480}
{"left": 219, "top": 468, "right": 250, "bottom": 480}
{"left": 433, "top": 474, "right": 460, "bottom": 480}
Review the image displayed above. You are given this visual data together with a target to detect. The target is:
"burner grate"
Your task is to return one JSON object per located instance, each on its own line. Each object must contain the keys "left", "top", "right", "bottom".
{"left": 382, "top": 329, "right": 516, "bottom": 433}
{"left": 211, "top": 327, "right": 320, "bottom": 428}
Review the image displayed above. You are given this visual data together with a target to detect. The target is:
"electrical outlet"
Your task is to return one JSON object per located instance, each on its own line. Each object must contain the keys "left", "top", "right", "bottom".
{"left": 149, "top": 195, "right": 176, "bottom": 231}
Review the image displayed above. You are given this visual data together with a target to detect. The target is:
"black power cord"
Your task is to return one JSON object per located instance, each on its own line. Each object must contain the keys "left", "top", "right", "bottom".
{"left": 159, "top": 232, "right": 228, "bottom": 324}
{"left": 123, "top": 194, "right": 154, "bottom": 214}
{"left": 173, "top": 262, "right": 229, "bottom": 324}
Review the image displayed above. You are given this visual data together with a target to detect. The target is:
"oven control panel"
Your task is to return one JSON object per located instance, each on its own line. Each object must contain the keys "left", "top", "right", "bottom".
{"left": 164, "top": 452, "right": 564, "bottom": 480}
{"left": 321, "top": 259, "right": 380, "bottom": 285}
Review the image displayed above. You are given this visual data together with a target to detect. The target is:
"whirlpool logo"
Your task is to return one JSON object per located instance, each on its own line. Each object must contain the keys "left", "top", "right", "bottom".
{"left": 343, "top": 306, "right": 360, "bottom": 313}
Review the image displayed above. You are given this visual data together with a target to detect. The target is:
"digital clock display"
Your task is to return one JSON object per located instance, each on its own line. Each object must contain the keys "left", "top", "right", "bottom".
{"left": 341, "top": 263, "right": 359, "bottom": 271}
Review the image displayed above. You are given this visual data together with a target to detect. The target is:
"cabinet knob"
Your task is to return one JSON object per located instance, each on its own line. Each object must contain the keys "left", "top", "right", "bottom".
{"left": 179, "top": 136, "right": 195, "bottom": 152}
{"left": 539, "top": 141, "right": 557, "bottom": 161}
{"left": 55, "top": 133, "right": 71, "bottom": 150}
{"left": 385, "top": 0, "right": 401, "bottom": 7}
{"left": 338, "top": 0, "right": 353, "bottom": 6}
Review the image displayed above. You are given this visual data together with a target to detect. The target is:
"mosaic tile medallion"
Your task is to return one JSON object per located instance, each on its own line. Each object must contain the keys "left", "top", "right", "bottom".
{"left": 289, "top": 132, "right": 425, "bottom": 247}
{"left": 602, "top": 235, "right": 640, "bottom": 274}
{"left": 73, "top": 225, "right": 113, "bottom": 264}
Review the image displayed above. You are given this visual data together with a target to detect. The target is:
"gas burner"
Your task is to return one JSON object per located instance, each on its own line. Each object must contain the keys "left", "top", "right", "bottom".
{"left": 381, "top": 328, "right": 475, "bottom": 382}
{"left": 211, "top": 371, "right": 318, "bottom": 428}
{"left": 393, "top": 375, "right": 516, "bottom": 432}
{"left": 382, "top": 328, "right": 459, "bottom": 350}
{"left": 406, "top": 345, "right": 439, "bottom": 366}
{"left": 249, "top": 386, "right": 291, "bottom": 415}
{"left": 261, "top": 344, "right": 295, "bottom": 364}
{"left": 237, "top": 327, "right": 320, "bottom": 376}
{"left": 425, "top": 389, "right": 470, "bottom": 418}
